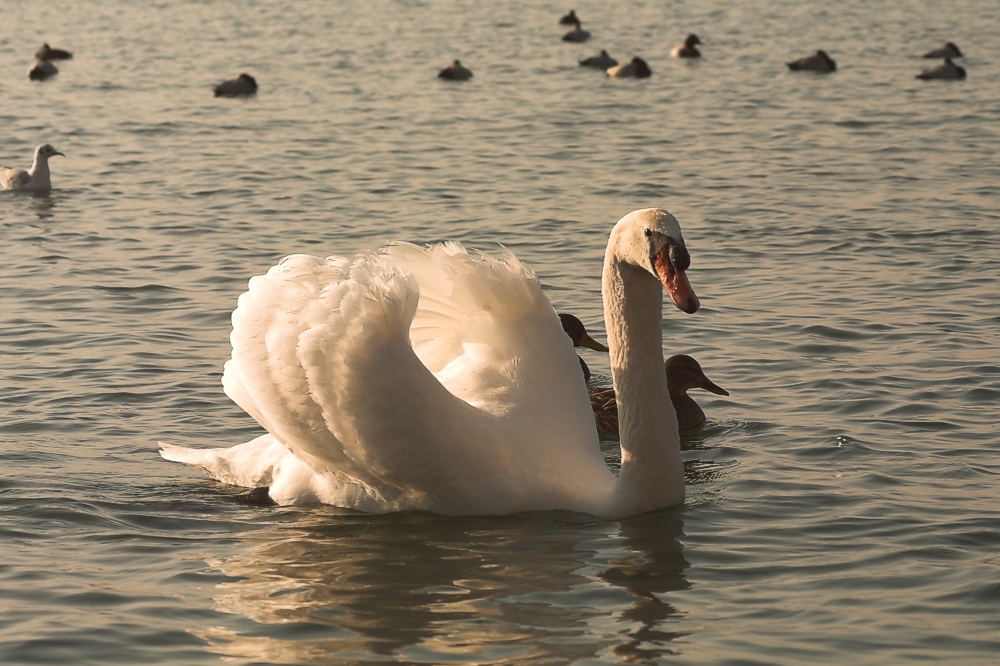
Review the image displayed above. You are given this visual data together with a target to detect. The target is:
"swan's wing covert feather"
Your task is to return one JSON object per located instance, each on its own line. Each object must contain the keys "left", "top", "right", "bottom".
{"left": 383, "top": 243, "right": 602, "bottom": 460}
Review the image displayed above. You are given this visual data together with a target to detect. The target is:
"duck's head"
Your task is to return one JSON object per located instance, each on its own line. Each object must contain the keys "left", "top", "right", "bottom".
{"left": 610, "top": 208, "right": 699, "bottom": 314}
{"left": 238, "top": 73, "right": 258, "bottom": 87}
{"left": 559, "top": 313, "right": 609, "bottom": 352}
{"left": 686, "top": 34, "right": 701, "bottom": 47}
{"left": 665, "top": 354, "right": 728, "bottom": 397}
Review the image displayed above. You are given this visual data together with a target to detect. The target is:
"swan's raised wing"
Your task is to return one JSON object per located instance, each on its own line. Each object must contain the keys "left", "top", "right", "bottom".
{"left": 383, "top": 243, "right": 602, "bottom": 459}
{"left": 221, "top": 252, "right": 479, "bottom": 510}
{"left": 203, "top": 243, "right": 605, "bottom": 513}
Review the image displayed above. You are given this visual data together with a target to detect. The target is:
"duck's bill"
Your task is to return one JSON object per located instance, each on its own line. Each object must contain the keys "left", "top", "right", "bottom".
{"left": 578, "top": 332, "right": 609, "bottom": 352}
{"left": 654, "top": 247, "right": 700, "bottom": 314}
{"left": 699, "top": 378, "right": 729, "bottom": 396}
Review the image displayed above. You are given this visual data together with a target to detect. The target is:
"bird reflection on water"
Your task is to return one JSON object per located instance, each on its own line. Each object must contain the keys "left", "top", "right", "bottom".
{"left": 194, "top": 510, "right": 690, "bottom": 662}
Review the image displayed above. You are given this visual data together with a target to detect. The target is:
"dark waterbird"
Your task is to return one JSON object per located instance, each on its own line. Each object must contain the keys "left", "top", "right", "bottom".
{"left": 35, "top": 43, "right": 73, "bottom": 60}
{"left": 28, "top": 60, "right": 58, "bottom": 81}
{"left": 923, "top": 42, "right": 963, "bottom": 58}
{"left": 559, "top": 313, "right": 609, "bottom": 382}
{"left": 559, "top": 10, "right": 579, "bottom": 25}
{"left": 579, "top": 49, "right": 618, "bottom": 69}
{"left": 214, "top": 73, "right": 258, "bottom": 97}
{"left": 562, "top": 22, "right": 591, "bottom": 42}
{"left": 916, "top": 58, "right": 966, "bottom": 80}
{"left": 787, "top": 50, "right": 837, "bottom": 72}
{"left": 589, "top": 354, "right": 729, "bottom": 436}
{"left": 672, "top": 34, "right": 702, "bottom": 58}
{"left": 438, "top": 60, "right": 473, "bottom": 81}
{"left": 606, "top": 57, "right": 652, "bottom": 79}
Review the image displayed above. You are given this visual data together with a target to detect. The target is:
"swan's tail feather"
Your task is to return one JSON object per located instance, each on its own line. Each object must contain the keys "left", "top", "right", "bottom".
{"left": 159, "top": 435, "right": 286, "bottom": 489}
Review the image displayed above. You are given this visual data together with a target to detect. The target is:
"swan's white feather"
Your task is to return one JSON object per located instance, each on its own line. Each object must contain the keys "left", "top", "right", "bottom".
{"left": 163, "top": 243, "right": 613, "bottom": 514}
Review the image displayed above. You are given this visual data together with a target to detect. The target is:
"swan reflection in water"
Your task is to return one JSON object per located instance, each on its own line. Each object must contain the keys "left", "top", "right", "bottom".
{"left": 193, "top": 509, "right": 690, "bottom": 663}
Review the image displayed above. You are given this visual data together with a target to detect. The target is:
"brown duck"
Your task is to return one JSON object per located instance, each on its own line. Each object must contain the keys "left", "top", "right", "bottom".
{"left": 559, "top": 313, "right": 608, "bottom": 381}
{"left": 590, "top": 354, "right": 728, "bottom": 435}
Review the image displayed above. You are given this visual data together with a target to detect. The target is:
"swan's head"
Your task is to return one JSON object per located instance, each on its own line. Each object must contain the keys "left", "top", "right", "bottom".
{"left": 611, "top": 208, "right": 700, "bottom": 314}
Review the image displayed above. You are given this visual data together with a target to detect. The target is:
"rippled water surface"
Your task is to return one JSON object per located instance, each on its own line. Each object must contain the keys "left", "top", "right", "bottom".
{"left": 2, "top": 0, "right": 999, "bottom": 663}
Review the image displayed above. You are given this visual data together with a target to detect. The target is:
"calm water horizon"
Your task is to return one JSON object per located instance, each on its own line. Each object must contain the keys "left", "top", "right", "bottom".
{"left": 2, "top": 0, "right": 998, "bottom": 663}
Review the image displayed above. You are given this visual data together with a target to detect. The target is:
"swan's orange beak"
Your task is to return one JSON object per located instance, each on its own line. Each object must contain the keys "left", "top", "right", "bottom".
{"left": 655, "top": 246, "right": 700, "bottom": 314}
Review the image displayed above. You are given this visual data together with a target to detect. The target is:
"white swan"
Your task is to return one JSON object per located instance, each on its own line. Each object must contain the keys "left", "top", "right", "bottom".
{"left": 160, "top": 208, "right": 700, "bottom": 517}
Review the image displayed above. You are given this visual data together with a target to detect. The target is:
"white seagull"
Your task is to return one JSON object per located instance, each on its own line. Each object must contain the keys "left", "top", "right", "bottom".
{"left": 0, "top": 144, "right": 65, "bottom": 191}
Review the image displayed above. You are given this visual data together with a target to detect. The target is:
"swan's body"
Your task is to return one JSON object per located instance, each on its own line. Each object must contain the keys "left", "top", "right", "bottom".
{"left": 215, "top": 73, "right": 258, "bottom": 97}
{"left": 161, "top": 208, "right": 699, "bottom": 517}
{"left": 0, "top": 144, "right": 64, "bottom": 191}
{"left": 590, "top": 355, "right": 728, "bottom": 436}
{"left": 923, "top": 42, "right": 962, "bottom": 59}
{"left": 787, "top": 50, "right": 836, "bottom": 73}
{"left": 438, "top": 60, "right": 473, "bottom": 81}
{"left": 671, "top": 34, "right": 702, "bottom": 58}
{"left": 579, "top": 50, "right": 618, "bottom": 69}
{"left": 607, "top": 57, "right": 652, "bottom": 79}
{"left": 916, "top": 58, "right": 966, "bottom": 80}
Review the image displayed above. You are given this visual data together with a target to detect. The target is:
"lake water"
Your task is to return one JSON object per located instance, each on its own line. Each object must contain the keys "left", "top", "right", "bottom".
{"left": 2, "top": 0, "right": 999, "bottom": 663}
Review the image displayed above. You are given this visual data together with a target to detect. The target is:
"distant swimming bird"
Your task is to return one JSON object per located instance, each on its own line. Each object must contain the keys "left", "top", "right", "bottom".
{"left": 786, "top": 50, "right": 836, "bottom": 73}
{"left": 35, "top": 43, "right": 73, "bottom": 60}
{"left": 579, "top": 49, "right": 618, "bottom": 69}
{"left": 0, "top": 144, "right": 64, "bottom": 191}
{"left": 916, "top": 58, "right": 966, "bottom": 80}
{"left": 671, "top": 34, "right": 702, "bottom": 58}
{"left": 28, "top": 60, "right": 58, "bottom": 81}
{"left": 214, "top": 73, "right": 258, "bottom": 97}
{"left": 438, "top": 60, "right": 473, "bottom": 81}
{"left": 559, "top": 313, "right": 609, "bottom": 382}
{"left": 923, "top": 42, "right": 963, "bottom": 59}
{"left": 562, "top": 22, "right": 591, "bottom": 43}
{"left": 559, "top": 9, "right": 579, "bottom": 25}
{"left": 590, "top": 355, "right": 728, "bottom": 436}
{"left": 606, "top": 57, "right": 652, "bottom": 79}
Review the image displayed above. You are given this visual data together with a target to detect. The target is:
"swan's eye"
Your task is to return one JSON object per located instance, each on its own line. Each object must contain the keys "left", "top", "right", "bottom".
{"left": 644, "top": 229, "right": 652, "bottom": 238}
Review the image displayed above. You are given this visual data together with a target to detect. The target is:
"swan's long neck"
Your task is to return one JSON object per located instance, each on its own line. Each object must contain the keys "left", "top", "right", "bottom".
{"left": 602, "top": 254, "right": 684, "bottom": 515}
